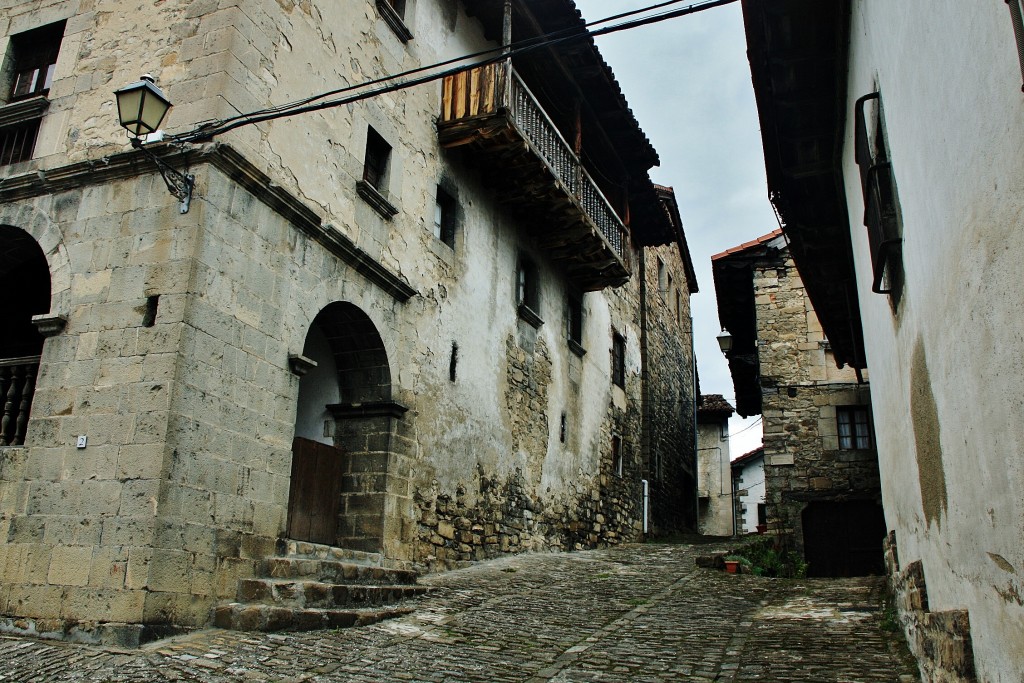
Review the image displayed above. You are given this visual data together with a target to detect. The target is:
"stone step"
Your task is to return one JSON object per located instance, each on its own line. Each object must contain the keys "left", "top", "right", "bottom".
{"left": 213, "top": 603, "right": 413, "bottom": 633}
{"left": 263, "top": 557, "right": 418, "bottom": 585}
{"left": 238, "top": 578, "right": 431, "bottom": 609}
{"left": 279, "top": 539, "right": 383, "bottom": 567}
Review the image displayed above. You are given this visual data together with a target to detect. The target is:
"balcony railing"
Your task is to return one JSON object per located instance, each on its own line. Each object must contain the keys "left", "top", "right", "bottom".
{"left": 0, "top": 355, "right": 39, "bottom": 446}
{"left": 439, "top": 63, "right": 630, "bottom": 289}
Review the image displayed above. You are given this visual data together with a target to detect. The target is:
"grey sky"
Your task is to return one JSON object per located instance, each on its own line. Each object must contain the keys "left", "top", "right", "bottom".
{"left": 576, "top": 0, "right": 773, "bottom": 457}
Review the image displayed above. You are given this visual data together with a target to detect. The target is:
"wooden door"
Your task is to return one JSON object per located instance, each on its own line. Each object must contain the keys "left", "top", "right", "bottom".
{"left": 287, "top": 436, "right": 345, "bottom": 545}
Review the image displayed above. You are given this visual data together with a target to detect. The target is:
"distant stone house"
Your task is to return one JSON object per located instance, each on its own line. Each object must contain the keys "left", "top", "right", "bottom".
{"left": 696, "top": 394, "right": 733, "bottom": 536}
{"left": 730, "top": 446, "right": 763, "bottom": 535}
{"left": 741, "top": 1, "right": 1024, "bottom": 680}
{"left": 0, "top": 0, "right": 698, "bottom": 644}
{"left": 712, "top": 230, "right": 884, "bottom": 576}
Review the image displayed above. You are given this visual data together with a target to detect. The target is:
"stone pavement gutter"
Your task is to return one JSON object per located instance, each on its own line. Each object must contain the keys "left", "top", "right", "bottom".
{"left": 0, "top": 542, "right": 919, "bottom": 682}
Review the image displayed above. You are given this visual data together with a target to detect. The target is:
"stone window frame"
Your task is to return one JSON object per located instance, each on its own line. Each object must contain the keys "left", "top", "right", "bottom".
{"left": 611, "top": 330, "right": 626, "bottom": 388}
{"left": 433, "top": 185, "right": 457, "bottom": 248}
{"left": 837, "top": 405, "right": 873, "bottom": 450}
{"left": 566, "top": 291, "right": 585, "bottom": 357}
{"left": 356, "top": 126, "right": 398, "bottom": 219}
{"left": 0, "top": 21, "right": 65, "bottom": 167}
{"left": 377, "top": 0, "right": 413, "bottom": 43}
{"left": 516, "top": 255, "right": 542, "bottom": 328}
{"left": 611, "top": 434, "right": 623, "bottom": 478}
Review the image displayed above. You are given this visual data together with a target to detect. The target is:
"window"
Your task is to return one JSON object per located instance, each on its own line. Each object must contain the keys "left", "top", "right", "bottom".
{"left": 357, "top": 127, "right": 398, "bottom": 218}
{"left": 433, "top": 187, "right": 456, "bottom": 247}
{"left": 7, "top": 23, "right": 64, "bottom": 103}
{"left": 837, "top": 406, "right": 872, "bottom": 450}
{"left": 611, "top": 331, "right": 626, "bottom": 387}
{"left": 657, "top": 258, "right": 667, "bottom": 292}
{"left": 611, "top": 435, "right": 623, "bottom": 477}
{"left": 854, "top": 92, "right": 903, "bottom": 303}
{"left": 0, "top": 22, "right": 63, "bottom": 167}
{"left": 1007, "top": 0, "right": 1024, "bottom": 91}
{"left": 516, "top": 257, "right": 539, "bottom": 310}
{"left": 567, "top": 293, "right": 583, "bottom": 349}
{"left": 376, "top": 0, "right": 412, "bottom": 42}
{"left": 363, "top": 127, "right": 391, "bottom": 191}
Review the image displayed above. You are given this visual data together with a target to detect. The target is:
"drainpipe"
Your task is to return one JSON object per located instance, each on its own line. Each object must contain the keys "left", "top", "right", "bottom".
{"left": 642, "top": 479, "right": 649, "bottom": 534}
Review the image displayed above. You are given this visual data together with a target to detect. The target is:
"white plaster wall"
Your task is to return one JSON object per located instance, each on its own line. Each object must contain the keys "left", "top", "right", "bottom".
{"left": 842, "top": 2, "right": 1024, "bottom": 680}
{"left": 697, "top": 421, "right": 733, "bottom": 536}
{"left": 734, "top": 457, "right": 764, "bottom": 535}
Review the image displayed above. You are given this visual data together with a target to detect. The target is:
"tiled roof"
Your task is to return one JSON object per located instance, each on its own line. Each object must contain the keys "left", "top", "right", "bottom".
{"left": 698, "top": 394, "right": 735, "bottom": 417}
{"left": 710, "top": 228, "right": 783, "bottom": 261}
{"left": 731, "top": 446, "right": 764, "bottom": 467}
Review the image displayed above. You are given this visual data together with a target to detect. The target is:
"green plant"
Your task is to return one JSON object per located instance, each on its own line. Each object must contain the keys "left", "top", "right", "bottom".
{"left": 730, "top": 539, "right": 806, "bottom": 578}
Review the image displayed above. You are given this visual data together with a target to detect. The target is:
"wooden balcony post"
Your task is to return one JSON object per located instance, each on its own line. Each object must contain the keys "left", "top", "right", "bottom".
{"left": 503, "top": 0, "right": 513, "bottom": 108}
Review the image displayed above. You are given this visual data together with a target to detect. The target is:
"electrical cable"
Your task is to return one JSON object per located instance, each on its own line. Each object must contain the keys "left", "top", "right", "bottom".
{"left": 171, "top": 0, "right": 738, "bottom": 143}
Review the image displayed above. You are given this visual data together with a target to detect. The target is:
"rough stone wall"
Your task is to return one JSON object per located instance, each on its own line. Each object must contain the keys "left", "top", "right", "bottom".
{"left": 884, "top": 533, "right": 977, "bottom": 682}
{"left": 640, "top": 245, "right": 698, "bottom": 534}
{"left": 753, "top": 253, "right": 881, "bottom": 557}
{"left": 696, "top": 419, "right": 733, "bottom": 536}
{"left": 0, "top": 0, "right": 697, "bottom": 638}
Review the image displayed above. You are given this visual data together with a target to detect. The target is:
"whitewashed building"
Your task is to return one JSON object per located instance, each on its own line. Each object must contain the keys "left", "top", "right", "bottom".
{"left": 743, "top": 0, "right": 1024, "bottom": 680}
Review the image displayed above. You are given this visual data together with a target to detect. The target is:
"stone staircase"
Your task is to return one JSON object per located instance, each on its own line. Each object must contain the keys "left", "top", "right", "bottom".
{"left": 214, "top": 540, "right": 429, "bottom": 632}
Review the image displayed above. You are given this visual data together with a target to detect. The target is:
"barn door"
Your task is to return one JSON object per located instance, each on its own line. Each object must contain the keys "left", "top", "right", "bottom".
{"left": 286, "top": 436, "right": 345, "bottom": 545}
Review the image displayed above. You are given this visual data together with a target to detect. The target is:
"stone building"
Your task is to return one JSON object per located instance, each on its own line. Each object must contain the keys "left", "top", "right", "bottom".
{"left": 712, "top": 230, "right": 884, "bottom": 576}
{"left": 741, "top": 1, "right": 1024, "bottom": 679}
{"left": 0, "top": 0, "right": 698, "bottom": 644}
{"left": 695, "top": 394, "right": 733, "bottom": 536}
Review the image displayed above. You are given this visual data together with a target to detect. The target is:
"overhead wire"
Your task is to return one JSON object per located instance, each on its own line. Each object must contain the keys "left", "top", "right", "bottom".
{"left": 172, "top": 0, "right": 739, "bottom": 143}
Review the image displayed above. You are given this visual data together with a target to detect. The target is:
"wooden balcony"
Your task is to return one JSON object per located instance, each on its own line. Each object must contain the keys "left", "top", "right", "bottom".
{"left": 438, "top": 64, "right": 631, "bottom": 291}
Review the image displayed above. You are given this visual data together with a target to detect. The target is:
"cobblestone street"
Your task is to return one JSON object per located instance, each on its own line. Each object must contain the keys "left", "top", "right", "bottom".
{"left": 0, "top": 542, "right": 918, "bottom": 682}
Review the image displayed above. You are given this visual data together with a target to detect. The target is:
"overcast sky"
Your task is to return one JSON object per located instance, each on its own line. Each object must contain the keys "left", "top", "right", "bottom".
{"left": 576, "top": 0, "right": 773, "bottom": 457}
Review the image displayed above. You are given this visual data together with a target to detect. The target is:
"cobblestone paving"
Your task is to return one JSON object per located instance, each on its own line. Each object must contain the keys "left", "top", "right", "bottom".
{"left": 0, "top": 542, "right": 919, "bottom": 682}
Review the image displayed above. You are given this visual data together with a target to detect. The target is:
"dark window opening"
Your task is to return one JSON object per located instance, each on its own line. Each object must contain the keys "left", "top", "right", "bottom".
{"left": 385, "top": 0, "right": 406, "bottom": 18}
{"left": 7, "top": 22, "right": 65, "bottom": 103}
{"left": 837, "top": 406, "right": 872, "bottom": 450}
{"left": 449, "top": 341, "right": 458, "bottom": 382}
{"left": 757, "top": 503, "right": 767, "bottom": 526}
{"left": 0, "top": 118, "right": 40, "bottom": 166}
{"left": 142, "top": 295, "right": 159, "bottom": 327}
{"left": 567, "top": 293, "right": 583, "bottom": 346}
{"left": 559, "top": 412, "right": 567, "bottom": 443}
{"left": 855, "top": 92, "right": 903, "bottom": 304}
{"left": 516, "top": 256, "right": 539, "bottom": 314}
{"left": 1007, "top": 0, "right": 1024, "bottom": 91}
{"left": 611, "top": 435, "right": 623, "bottom": 477}
{"left": 434, "top": 187, "right": 456, "bottom": 248}
{"left": 611, "top": 331, "right": 626, "bottom": 388}
{"left": 363, "top": 127, "right": 391, "bottom": 191}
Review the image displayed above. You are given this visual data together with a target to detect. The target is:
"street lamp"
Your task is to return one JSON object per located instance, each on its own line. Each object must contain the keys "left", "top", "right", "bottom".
{"left": 716, "top": 328, "right": 733, "bottom": 356}
{"left": 114, "top": 75, "right": 194, "bottom": 213}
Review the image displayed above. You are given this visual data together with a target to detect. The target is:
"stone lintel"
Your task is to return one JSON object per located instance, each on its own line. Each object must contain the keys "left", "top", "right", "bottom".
{"left": 328, "top": 401, "right": 409, "bottom": 420}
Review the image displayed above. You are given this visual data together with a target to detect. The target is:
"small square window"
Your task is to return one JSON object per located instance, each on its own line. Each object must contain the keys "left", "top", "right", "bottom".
{"left": 0, "top": 118, "right": 41, "bottom": 166}
{"left": 837, "top": 406, "right": 872, "bottom": 450}
{"left": 611, "top": 331, "right": 626, "bottom": 388}
{"left": 434, "top": 187, "right": 456, "bottom": 247}
{"left": 363, "top": 127, "right": 391, "bottom": 192}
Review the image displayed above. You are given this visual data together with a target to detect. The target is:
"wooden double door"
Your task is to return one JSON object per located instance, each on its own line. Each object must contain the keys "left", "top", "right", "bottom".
{"left": 286, "top": 436, "right": 346, "bottom": 545}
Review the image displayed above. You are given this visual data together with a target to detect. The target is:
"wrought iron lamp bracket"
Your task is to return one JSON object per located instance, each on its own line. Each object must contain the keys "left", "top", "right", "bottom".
{"left": 130, "top": 137, "right": 194, "bottom": 214}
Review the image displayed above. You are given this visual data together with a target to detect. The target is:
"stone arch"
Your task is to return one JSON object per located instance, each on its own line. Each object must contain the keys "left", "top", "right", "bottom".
{"left": 0, "top": 201, "right": 71, "bottom": 317}
{"left": 0, "top": 225, "right": 51, "bottom": 446}
{"left": 288, "top": 302, "right": 408, "bottom": 554}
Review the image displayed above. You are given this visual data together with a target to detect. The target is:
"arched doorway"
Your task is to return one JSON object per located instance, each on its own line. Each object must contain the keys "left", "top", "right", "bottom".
{"left": 289, "top": 303, "right": 405, "bottom": 553}
{"left": 0, "top": 225, "right": 50, "bottom": 446}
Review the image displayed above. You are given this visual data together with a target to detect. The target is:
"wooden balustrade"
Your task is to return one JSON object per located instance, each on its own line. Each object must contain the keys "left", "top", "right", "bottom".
{"left": 0, "top": 356, "right": 39, "bottom": 447}
{"left": 439, "top": 63, "right": 630, "bottom": 279}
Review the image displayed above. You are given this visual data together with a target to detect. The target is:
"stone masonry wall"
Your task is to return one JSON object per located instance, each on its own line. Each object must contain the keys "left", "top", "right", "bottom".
{"left": 753, "top": 252, "right": 881, "bottom": 560}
